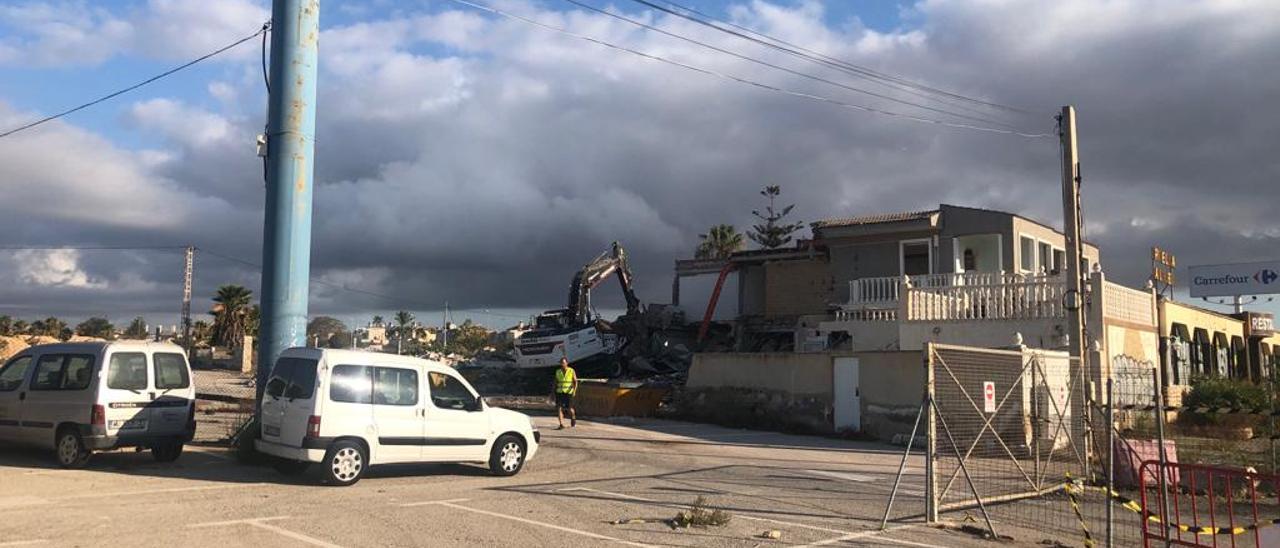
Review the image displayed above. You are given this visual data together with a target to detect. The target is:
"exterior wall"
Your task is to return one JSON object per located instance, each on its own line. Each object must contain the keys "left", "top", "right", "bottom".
{"left": 677, "top": 270, "right": 739, "bottom": 320}
{"left": 899, "top": 318, "right": 1064, "bottom": 350}
{"left": 857, "top": 351, "right": 926, "bottom": 440}
{"left": 827, "top": 241, "right": 904, "bottom": 302}
{"left": 764, "top": 259, "right": 832, "bottom": 317}
{"left": 1011, "top": 216, "right": 1100, "bottom": 274}
{"left": 737, "top": 264, "right": 766, "bottom": 316}
{"left": 687, "top": 352, "right": 833, "bottom": 396}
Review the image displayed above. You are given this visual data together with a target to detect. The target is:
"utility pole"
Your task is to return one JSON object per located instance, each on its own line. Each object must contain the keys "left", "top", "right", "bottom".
{"left": 442, "top": 302, "right": 449, "bottom": 351}
{"left": 257, "top": 0, "right": 319, "bottom": 399}
{"left": 1060, "top": 105, "right": 1085, "bottom": 364}
{"left": 181, "top": 245, "right": 194, "bottom": 357}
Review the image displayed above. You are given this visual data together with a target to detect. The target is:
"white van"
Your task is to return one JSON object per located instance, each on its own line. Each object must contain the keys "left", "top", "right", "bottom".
{"left": 256, "top": 348, "right": 540, "bottom": 486}
{"left": 0, "top": 341, "right": 196, "bottom": 467}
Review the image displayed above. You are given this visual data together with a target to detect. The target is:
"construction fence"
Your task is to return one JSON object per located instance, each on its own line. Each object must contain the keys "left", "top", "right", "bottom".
{"left": 883, "top": 342, "right": 1280, "bottom": 547}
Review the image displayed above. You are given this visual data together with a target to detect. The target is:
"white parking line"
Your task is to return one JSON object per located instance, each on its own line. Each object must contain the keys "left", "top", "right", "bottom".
{"left": 801, "top": 469, "right": 876, "bottom": 482}
{"left": 0, "top": 540, "right": 48, "bottom": 547}
{"left": 432, "top": 501, "right": 654, "bottom": 547}
{"left": 399, "top": 498, "right": 473, "bottom": 507}
{"left": 555, "top": 486, "right": 853, "bottom": 535}
{"left": 189, "top": 516, "right": 291, "bottom": 528}
{"left": 801, "top": 530, "right": 946, "bottom": 548}
{"left": 59, "top": 483, "right": 260, "bottom": 500}
{"left": 189, "top": 516, "right": 343, "bottom": 548}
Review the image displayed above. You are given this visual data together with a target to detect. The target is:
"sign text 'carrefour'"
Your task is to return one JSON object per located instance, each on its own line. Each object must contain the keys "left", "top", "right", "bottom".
{"left": 1188, "top": 261, "right": 1280, "bottom": 298}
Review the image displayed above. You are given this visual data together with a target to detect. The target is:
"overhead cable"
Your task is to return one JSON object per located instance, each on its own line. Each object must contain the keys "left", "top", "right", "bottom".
{"left": 646, "top": 0, "right": 1034, "bottom": 115}
{"left": 560, "top": 0, "right": 1018, "bottom": 129}
{"left": 0, "top": 22, "right": 271, "bottom": 140}
{"left": 446, "top": 0, "right": 1052, "bottom": 138}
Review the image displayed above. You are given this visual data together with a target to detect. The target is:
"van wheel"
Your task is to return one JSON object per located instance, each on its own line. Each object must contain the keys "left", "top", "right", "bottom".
{"left": 55, "top": 429, "right": 91, "bottom": 469}
{"left": 323, "top": 441, "right": 366, "bottom": 486}
{"left": 489, "top": 435, "right": 526, "bottom": 476}
{"left": 273, "top": 458, "right": 311, "bottom": 476}
{"left": 152, "top": 442, "right": 184, "bottom": 463}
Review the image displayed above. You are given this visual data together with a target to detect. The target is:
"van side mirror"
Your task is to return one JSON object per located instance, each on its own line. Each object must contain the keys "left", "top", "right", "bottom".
{"left": 466, "top": 398, "right": 482, "bottom": 412}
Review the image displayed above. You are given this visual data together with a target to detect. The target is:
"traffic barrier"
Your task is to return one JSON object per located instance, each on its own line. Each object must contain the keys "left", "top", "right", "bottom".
{"left": 1138, "top": 460, "right": 1280, "bottom": 547}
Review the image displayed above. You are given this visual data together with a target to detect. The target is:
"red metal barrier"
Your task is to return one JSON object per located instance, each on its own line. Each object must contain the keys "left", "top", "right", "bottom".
{"left": 1139, "top": 460, "right": 1280, "bottom": 547}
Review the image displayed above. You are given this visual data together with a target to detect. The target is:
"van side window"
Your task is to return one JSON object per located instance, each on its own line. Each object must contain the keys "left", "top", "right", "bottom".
{"left": 31, "top": 354, "right": 95, "bottom": 391}
{"left": 154, "top": 353, "right": 190, "bottom": 389}
{"left": 0, "top": 356, "right": 32, "bottom": 391}
{"left": 428, "top": 372, "right": 476, "bottom": 411}
{"left": 108, "top": 353, "right": 148, "bottom": 390}
{"left": 330, "top": 365, "right": 372, "bottom": 404}
{"left": 373, "top": 368, "right": 418, "bottom": 406}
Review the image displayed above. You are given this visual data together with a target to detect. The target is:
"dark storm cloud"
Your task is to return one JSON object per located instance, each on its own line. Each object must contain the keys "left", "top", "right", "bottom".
{"left": 0, "top": 0, "right": 1277, "bottom": 321}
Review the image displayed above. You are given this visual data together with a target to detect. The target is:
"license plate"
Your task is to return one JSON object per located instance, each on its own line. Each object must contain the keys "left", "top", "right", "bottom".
{"left": 109, "top": 418, "right": 148, "bottom": 431}
{"left": 262, "top": 424, "right": 281, "bottom": 437}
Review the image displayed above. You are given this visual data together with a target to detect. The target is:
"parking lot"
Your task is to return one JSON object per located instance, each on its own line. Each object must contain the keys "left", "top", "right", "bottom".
{"left": 1, "top": 417, "right": 1024, "bottom": 547}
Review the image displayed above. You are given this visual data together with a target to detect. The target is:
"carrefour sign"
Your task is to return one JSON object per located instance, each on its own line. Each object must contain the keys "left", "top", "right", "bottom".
{"left": 1188, "top": 261, "right": 1280, "bottom": 297}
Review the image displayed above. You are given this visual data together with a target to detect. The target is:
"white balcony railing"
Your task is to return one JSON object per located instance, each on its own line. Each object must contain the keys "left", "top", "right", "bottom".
{"left": 905, "top": 273, "right": 1065, "bottom": 321}
{"left": 839, "top": 272, "right": 1066, "bottom": 322}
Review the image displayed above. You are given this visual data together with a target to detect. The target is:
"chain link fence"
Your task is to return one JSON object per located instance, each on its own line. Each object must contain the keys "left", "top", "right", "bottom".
{"left": 192, "top": 368, "right": 256, "bottom": 444}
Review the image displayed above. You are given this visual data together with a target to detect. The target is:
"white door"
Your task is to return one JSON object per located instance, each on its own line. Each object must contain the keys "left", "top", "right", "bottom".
{"left": 101, "top": 351, "right": 156, "bottom": 438}
{"left": 424, "top": 371, "right": 489, "bottom": 461}
{"left": 833, "top": 357, "right": 861, "bottom": 432}
{"left": 0, "top": 355, "right": 33, "bottom": 443}
{"left": 261, "top": 356, "right": 321, "bottom": 448}
{"left": 371, "top": 366, "right": 424, "bottom": 463}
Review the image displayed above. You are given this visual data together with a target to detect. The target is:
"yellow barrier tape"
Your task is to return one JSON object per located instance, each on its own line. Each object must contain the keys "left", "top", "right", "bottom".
{"left": 1063, "top": 474, "right": 1280, "bottom": 537}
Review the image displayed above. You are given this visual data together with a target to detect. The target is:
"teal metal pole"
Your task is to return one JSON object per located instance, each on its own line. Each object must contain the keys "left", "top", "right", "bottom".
{"left": 257, "top": 0, "right": 319, "bottom": 398}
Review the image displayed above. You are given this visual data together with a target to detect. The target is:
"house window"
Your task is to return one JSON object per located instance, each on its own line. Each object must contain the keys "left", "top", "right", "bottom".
{"left": 1052, "top": 249, "right": 1065, "bottom": 275}
{"left": 963, "top": 249, "right": 976, "bottom": 271}
{"left": 1019, "top": 236, "right": 1036, "bottom": 273}
{"left": 1038, "top": 242, "right": 1052, "bottom": 274}
{"left": 901, "top": 241, "right": 931, "bottom": 276}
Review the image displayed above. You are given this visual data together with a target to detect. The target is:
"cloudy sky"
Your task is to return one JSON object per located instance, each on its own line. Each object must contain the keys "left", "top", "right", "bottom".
{"left": 0, "top": 0, "right": 1277, "bottom": 329}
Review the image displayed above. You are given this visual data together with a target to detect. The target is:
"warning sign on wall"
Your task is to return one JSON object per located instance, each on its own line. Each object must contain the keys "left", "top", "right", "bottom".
{"left": 983, "top": 382, "right": 996, "bottom": 413}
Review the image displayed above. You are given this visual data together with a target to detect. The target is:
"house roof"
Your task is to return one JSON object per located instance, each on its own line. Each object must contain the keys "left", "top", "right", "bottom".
{"left": 811, "top": 209, "right": 940, "bottom": 228}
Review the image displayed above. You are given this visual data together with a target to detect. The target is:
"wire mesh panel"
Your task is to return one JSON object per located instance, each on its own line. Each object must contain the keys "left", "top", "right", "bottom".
{"left": 928, "top": 343, "right": 1091, "bottom": 543}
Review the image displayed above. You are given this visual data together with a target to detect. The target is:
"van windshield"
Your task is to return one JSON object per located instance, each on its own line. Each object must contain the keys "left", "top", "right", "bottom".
{"left": 154, "top": 353, "right": 190, "bottom": 389}
{"left": 108, "top": 353, "right": 148, "bottom": 390}
{"left": 267, "top": 357, "right": 318, "bottom": 400}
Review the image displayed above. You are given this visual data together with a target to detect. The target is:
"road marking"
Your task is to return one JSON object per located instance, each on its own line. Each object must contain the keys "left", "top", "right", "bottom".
{"left": 432, "top": 501, "right": 653, "bottom": 547}
{"left": 0, "top": 540, "right": 48, "bottom": 547}
{"left": 801, "top": 469, "right": 875, "bottom": 482}
{"left": 555, "top": 486, "right": 854, "bottom": 535}
{"left": 190, "top": 516, "right": 343, "bottom": 548}
{"left": 60, "top": 483, "right": 259, "bottom": 500}
{"left": 399, "top": 498, "right": 473, "bottom": 507}
{"left": 250, "top": 521, "right": 345, "bottom": 548}
{"left": 801, "top": 529, "right": 945, "bottom": 548}
{"left": 190, "top": 516, "right": 291, "bottom": 528}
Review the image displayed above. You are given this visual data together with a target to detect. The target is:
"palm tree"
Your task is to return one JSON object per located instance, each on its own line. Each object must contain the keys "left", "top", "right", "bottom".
{"left": 696, "top": 224, "right": 745, "bottom": 260}
{"left": 211, "top": 285, "right": 254, "bottom": 349}
{"left": 394, "top": 310, "right": 414, "bottom": 355}
{"left": 190, "top": 320, "right": 212, "bottom": 347}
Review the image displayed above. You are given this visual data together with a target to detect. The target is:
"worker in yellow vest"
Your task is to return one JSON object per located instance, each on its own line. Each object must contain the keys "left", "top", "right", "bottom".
{"left": 555, "top": 357, "right": 579, "bottom": 429}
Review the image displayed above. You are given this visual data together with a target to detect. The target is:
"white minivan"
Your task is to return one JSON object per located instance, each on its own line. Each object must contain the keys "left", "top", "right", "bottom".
{"left": 0, "top": 342, "right": 196, "bottom": 467}
{"left": 256, "top": 348, "right": 540, "bottom": 486}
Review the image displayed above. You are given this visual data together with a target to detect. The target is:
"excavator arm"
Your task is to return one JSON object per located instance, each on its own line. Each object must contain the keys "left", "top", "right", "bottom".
{"left": 567, "top": 242, "right": 641, "bottom": 325}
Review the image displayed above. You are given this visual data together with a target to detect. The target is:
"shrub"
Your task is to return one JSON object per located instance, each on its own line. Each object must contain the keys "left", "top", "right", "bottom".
{"left": 1179, "top": 376, "right": 1269, "bottom": 427}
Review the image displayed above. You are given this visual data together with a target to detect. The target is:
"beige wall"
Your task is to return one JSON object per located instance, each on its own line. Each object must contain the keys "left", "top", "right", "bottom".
{"left": 688, "top": 352, "right": 834, "bottom": 397}
{"left": 764, "top": 259, "right": 833, "bottom": 317}
{"left": 899, "top": 317, "right": 1064, "bottom": 350}
{"left": 1011, "top": 217, "right": 1100, "bottom": 274}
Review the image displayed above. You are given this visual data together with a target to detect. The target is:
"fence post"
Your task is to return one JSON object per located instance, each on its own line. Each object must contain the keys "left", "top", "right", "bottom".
{"left": 1152, "top": 366, "right": 1171, "bottom": 534}
{"left": 1106, "top": 377, "right": 1114, "bottom": 548}
{"left": 925, "top": 342, "right": 938, "bottom": 523}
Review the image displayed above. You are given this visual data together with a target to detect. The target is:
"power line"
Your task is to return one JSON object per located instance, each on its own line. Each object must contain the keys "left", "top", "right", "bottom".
{"left": 446, "top": 0, "right": 1051, "bottom": 138}
{"left": 0, "top": 245, "right": 188, "bottom": 251}
{"left": 0, "top": 22, "right": 271, "bottom": 140}
{"left": 559, "top": 0, "right": 1019, "bottom": 129}
{"left": 643, "top": 0, "right": 1034, "bottom": 116}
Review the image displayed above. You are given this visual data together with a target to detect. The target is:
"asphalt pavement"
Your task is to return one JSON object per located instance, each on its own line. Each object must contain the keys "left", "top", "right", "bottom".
{"left": 0, "top": 416, "right": 1052, "bottom": 547}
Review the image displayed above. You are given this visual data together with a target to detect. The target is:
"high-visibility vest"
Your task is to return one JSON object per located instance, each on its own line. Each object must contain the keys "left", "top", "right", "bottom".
{"left": 555, "top": 367, "right": 577, "bottom": 394}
